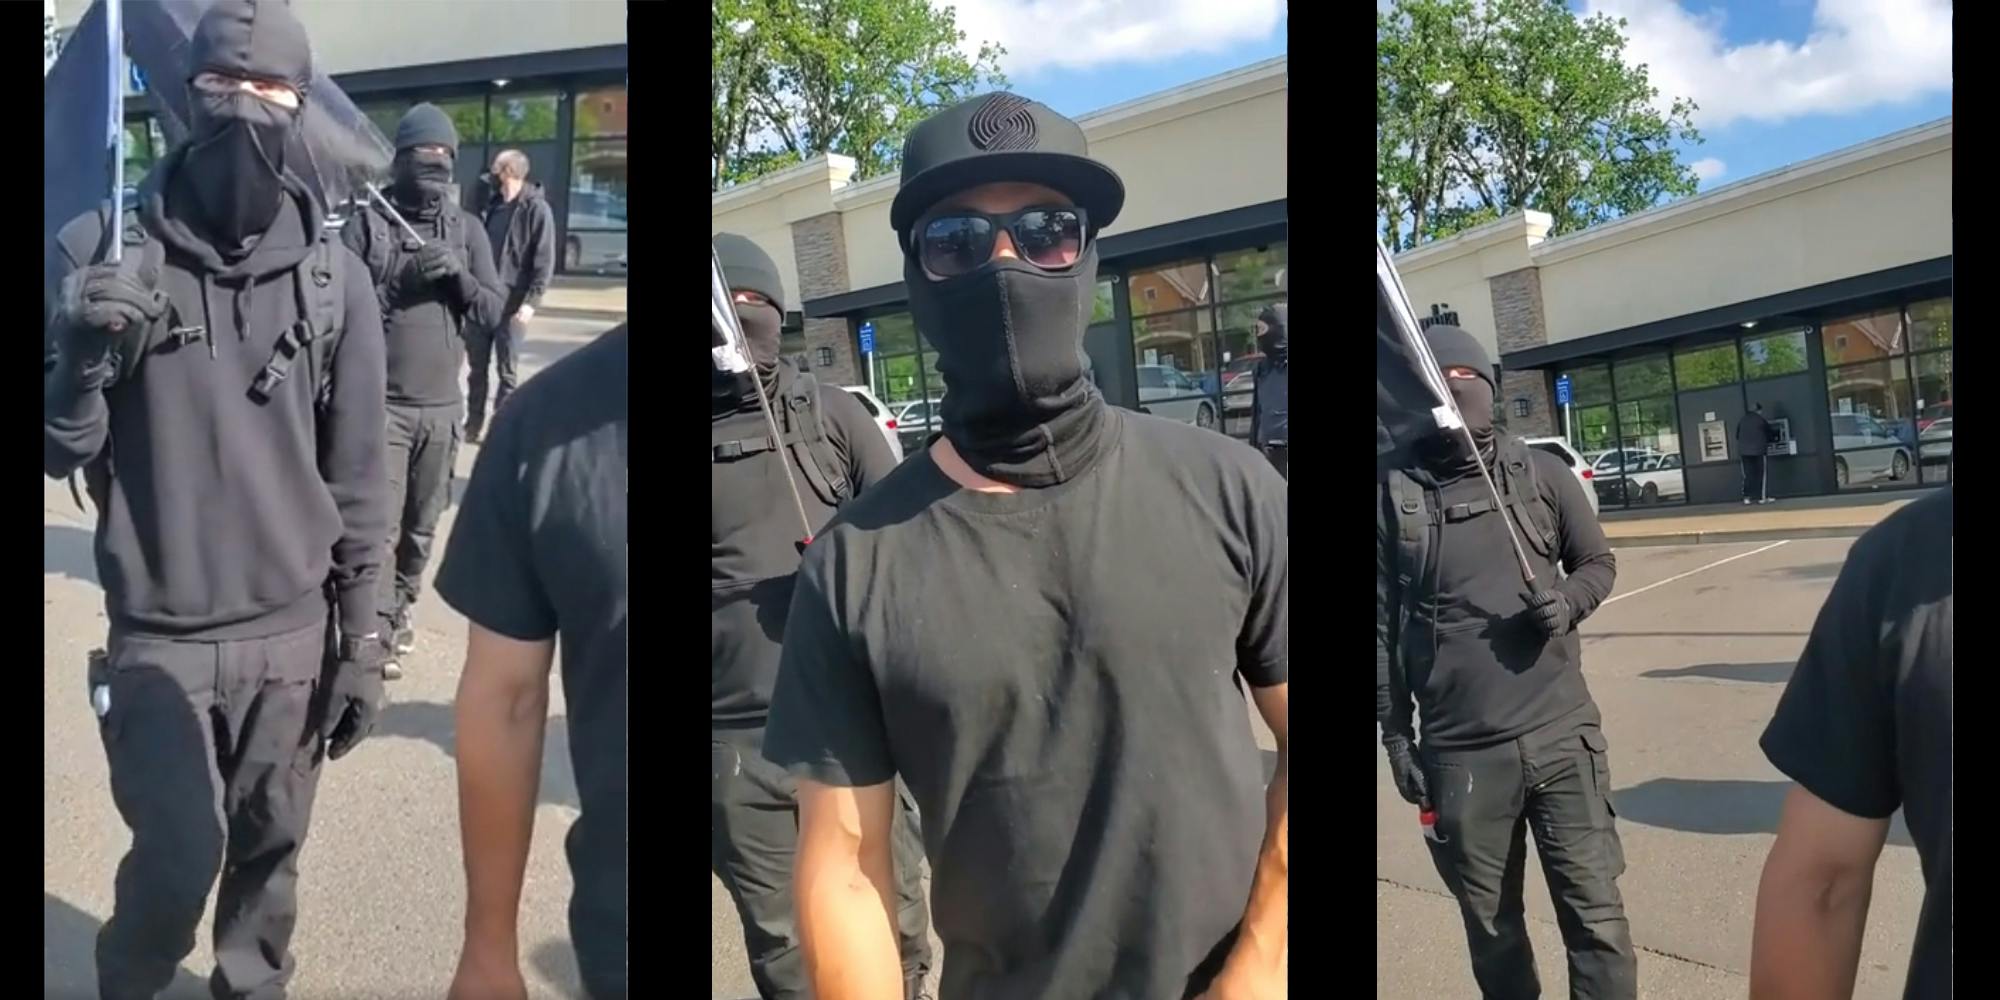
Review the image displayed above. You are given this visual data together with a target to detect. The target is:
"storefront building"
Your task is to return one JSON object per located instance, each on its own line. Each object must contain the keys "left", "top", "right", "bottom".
{"left": 55, "top": 0, "right": 628, "bottom": 277}
{"left": 712, "top": 57, "right": 1288, "bottom": 453}
{"left": 1396, "top": 116, "right": 1951, "bottom": 507}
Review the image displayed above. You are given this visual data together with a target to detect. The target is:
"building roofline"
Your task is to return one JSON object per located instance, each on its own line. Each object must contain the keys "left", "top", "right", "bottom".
{"left": 711, "top": 153, "right": 858, "bottom": 213}
{"left": 1390, "top": 210, "right": 1553, "bottom": 271}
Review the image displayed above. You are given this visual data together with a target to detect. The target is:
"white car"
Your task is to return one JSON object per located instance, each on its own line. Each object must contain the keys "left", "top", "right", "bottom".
{"left": 892, "top": 398, "right": 944, "bottom": 449}
{"left": 1523, "top": 437, "right": 1600, "bottom": 516}
{"left": 1135, "top": 364, "right": 1219, "bottom": 430}
{"left": 1622, "top": 452, "right": 1687, "bottom": 505}
{"left": 840, "top": 386, "right": 905, "bottom": 463}
{"left": 1830, "top": 413, "right": 1913, "bottom": 488}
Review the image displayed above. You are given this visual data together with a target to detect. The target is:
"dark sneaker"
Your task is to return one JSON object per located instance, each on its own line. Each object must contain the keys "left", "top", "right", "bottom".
{"left": 465, "top": 423, "right": 484, "bottom": 445}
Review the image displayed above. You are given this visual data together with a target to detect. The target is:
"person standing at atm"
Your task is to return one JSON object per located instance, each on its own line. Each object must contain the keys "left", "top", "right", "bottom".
{"left": 1737, "top": 403, "right": 1775, "bottom": 504}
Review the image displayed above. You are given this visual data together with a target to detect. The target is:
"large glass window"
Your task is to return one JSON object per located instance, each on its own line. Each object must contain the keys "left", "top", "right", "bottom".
{"left": 1822, "top": 308, "right": 1905, "bottom": 365}
{"left": 1742, "top": 327, "right": 1809, "bottom": 380}
{"left": 1129, "top": 259, "right": 1209, "bottom": 316}
{"left": 1827, "top": 359, "right": 1916, "bottom": 490}
{"left": 1909, "top": 297, "right": 1951, "bottom": 351}
{"left": 1557, "top": 364, "right": 1612, "bottom": 407}
{"left": 575, "top": 85, "right": 628, "bottom": 138}
{"left": 1612, "top": 398, "right": 1684, "bottom": 506}
{"left": 1673, "top": 341, "right": 1740, "bottom": 390}
{"left": 1612, "top": 355, "right": 1671, "bottom": 400}
{"left": 566, "top": 140, "right": 627, "bottom": 273}
{"left": 860, "top": 312, "right": 939, "bottom": 456}
{"left": 490, "top": 92, "right": 560, "bottom": 142}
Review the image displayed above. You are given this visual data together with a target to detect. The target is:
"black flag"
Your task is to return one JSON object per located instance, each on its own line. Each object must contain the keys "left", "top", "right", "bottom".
{"left": 43, "top": 0, "right": 118, "bottom": 328}
{"left": 1376, "top": 240, "right": 1457, "bottom": 475}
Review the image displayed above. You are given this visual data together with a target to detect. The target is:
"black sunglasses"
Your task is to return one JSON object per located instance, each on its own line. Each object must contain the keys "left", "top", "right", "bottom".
{"left": 910, "top": 206, "right": 1089, "bottom": 278}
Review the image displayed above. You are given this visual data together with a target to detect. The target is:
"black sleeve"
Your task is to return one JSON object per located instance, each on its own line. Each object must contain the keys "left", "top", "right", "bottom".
{"left": 1541, "top": 452, "right": 1616, "bottom": 624}
{"left": 1234, "top": 457, "right": 1288, "bottom": 687}
{"left": 434, "top": 399, "right": 560, "bottom": 642}
{"left": 762, "top": 551, "right": 898, "bottom": 787}
{"left": 324, "top": 249, "right": 392, "bottom": 637}
{"left": 43, "top": 222, "right": 115, "bottom": 479}
{"left": 820, "top": 387, "right": 897, "bottom": 493}
{"left": 1760, "top": 532, "right": 1900, "bottom": 818}
{"left": 338, "top": 215, "right": 374, "bottom": 283}
{"left": 524, "top": 199, "right": 556, "bottom": 308}
{"left": 454, "top": 213, "right": 508, "bottom": 332}
{"left": 1376, "top": 487, "right": 1413, "bottom": 738}
{"left": 1249, "top": 377, "right": 1262, "bottom": 444}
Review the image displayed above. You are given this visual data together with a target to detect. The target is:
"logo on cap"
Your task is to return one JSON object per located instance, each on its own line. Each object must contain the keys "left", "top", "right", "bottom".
{"left": 967, "top": 94, "right": 1038, "bottom": 152}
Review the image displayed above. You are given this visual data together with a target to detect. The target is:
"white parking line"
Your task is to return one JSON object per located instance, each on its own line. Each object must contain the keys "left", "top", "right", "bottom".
{"left": 1601, "top": 540, "right": 1790, "bottom": 606}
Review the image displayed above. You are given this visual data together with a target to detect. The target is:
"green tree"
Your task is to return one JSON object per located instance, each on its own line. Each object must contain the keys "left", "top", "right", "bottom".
{"left": 1378, "top": 0, "right": 1703, "bottom": 250}
{"left": 712, "top": 0, "right": 1007, "bottom": 191}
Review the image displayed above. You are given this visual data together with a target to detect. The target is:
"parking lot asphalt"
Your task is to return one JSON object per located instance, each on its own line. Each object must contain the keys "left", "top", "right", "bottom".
{"left": 1378, "top": 537, "right": 1922, "bottom": 999}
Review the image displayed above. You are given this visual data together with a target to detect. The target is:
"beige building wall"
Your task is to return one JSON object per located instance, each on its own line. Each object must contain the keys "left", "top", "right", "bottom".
{"left": 712, "top": 157, "right": 862, "bottom": 312}
{"left": 1391, "top": 212, "right": 1552, "bottom": 362}
{"left": 1535, "top": 126, "right": 1951, "bottom": 346}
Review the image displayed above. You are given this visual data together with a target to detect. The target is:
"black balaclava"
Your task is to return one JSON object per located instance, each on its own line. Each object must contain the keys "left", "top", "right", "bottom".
{"left": 391, "top": 103, "right": 459, "bottom": 219}
{"left": 180, "top": 0, "right": 312, "bottom": 250}
{"left": 1420, "top": 324, "right": 1498, "bottom": 476}
{"left": 905, "top": 241, "right": 1108, "bottom": 487}
{"left": 713, "top": 233, "right": 789, "bottom": 406}
{"left": 1257, "top": 303, "right": 1288, "bottom": 364}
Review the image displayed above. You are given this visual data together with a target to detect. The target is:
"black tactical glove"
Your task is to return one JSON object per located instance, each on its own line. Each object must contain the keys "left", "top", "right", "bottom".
{"left": 1526, "top": 589, "right": 1573, "bottom": 638}
{"left": 415, "top": 241, "right": 465, "bottom": 283}
{"left": 58, "top": 263, "right": 169, "bottom": 336}
{"left": 1382, "top": 734, "right": 1430, "bottom": 807}
{"left": 323, "top": 632, "right": 387, "bottom": 760}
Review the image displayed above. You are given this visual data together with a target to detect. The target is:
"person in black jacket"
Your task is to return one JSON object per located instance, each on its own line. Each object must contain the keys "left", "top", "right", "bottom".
{"left": 1248, "top": 301, "right": 1288, "bottom": 478}
{"left": 710, "top": 233, "right": 934, "bottom": 999}
{"left": 343, "top": 104, "right": 505, "bottom": 678}
{"left": 1377, "top": 324, "right": 1634, "bottom": 999}
{"left": 468, "top": 148, "right": 556, "bottom": 443}
{"left": 41, "top": 2, "right": 388, "bottom": 996}
{"left": 1737, "top": 403, "right": 1775, "bottom": 504}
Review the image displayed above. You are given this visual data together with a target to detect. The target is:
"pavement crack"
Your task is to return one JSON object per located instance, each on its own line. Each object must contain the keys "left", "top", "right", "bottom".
{"left": 1374, "top": 877, "right": 1747, "bottom": 978}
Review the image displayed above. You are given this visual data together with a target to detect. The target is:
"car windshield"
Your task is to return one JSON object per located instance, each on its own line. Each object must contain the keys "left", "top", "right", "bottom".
{"left": 1137, "top": 367, "right": 1166, "bottom": 389}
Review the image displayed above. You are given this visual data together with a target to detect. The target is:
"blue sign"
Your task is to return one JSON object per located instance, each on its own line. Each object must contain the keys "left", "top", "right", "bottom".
{"left": 129, "top": 60, "right": 145, "bottom": 94}
{"left": 858, "top": 321, "right": 875, "bottom": 355}
{"left": 1555, "top": 374, "right": 1572, "bottom": 406}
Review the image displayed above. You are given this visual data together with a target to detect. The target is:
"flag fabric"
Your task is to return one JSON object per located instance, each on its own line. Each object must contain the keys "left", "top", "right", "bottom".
{"left": 1376, "top": 240, "right": 1460, "bottom": 474}
{"left": 43, "top": 0, "right": 117, "bottom": 328}
{"left": 712, "top": 247, "right": 753, "bottom": 374}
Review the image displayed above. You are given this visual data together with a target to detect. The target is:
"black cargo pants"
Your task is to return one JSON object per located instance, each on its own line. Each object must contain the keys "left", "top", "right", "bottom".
{"left": 465, "top": 314, "right": 524, "bottom": 433}
{"left": 711, "top": 725, "right": 934, "bottom": 1000}
{"left": 89, "top": 616, "right": 330, "bottom": 1000}
{"left": 378, "top": 403, "right": 462, "bottom": 630}
{"left": 1420, "top": 716, "right": 1637, "bottom": 1000}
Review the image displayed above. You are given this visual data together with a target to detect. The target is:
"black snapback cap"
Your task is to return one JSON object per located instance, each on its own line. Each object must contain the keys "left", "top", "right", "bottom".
{"left": 889, "top": 92, "right": 1126, "bottom": 238}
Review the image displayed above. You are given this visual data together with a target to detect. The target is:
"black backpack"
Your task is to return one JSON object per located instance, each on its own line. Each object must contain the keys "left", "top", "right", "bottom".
{"left": 711, "top": 370, "right": 853, "bottom": 508}
{"left": 65, "top": 203, "right": 346, "bottom": 510}
{"left": 1380, "top": 436, "right": 1562, "bottom": 677}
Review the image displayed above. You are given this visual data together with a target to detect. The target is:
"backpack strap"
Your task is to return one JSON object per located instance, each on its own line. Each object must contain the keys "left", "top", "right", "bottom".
{"left": 1384, "top": 470, "right": 1434, "bottom": 691}
{"left": 248, "top": 234, "right": 343, "bottom": 416}
{"left": 780, "top": 372, "right": 853, "bottom": 506}
{"left": 1496, "top": 437, "right": 1559, "bottom": 560}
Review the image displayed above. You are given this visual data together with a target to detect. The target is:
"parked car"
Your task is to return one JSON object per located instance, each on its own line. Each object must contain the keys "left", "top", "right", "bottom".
{"left": 1522, "top": 437, "right": 1599, "bottom": 516}
{"left": 840, "top": 386, "right": 905, "bottom": 463}
{"left": 1584, "top": 447, "right": 1661, "bottom": 505}
{"left": 893, "top": 398, "right": 944, "bottom": 448}
{"left": 1830, "top": 412, "right": 1912, "bottom": 487}
{"left": 1135, "top": 364, "right": 1219, "bottom": 430}
{"left": 1918, "top": 416, "right": 1952, "bottom": 470}
{"left": 1622, "top": 452, "right": 1687, "bottom": 505}
{"left": 1221, "top": 354, "right": 1262, "bottom": 414}
{"left": 565, "top": 189, "right": 628, "bottom": 273}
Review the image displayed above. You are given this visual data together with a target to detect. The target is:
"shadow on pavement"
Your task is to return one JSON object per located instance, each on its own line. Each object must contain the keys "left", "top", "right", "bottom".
{"left": 375, "top": 700, "right": 579, "bottom": 810}
{"left": 45, "top": 524, "right": 99, "bottom": 587}
{"left": 1585, "top": 630, "right": 1809, "bottom": 641}
{"left": 1766, "top": 561, "right": 1844, "bottom": 582}
{"left": 1612, "top": 778, "right": 1912, "bottom": 847}
{"left": 45, "top": 893, "right": 210, "bottom": 999}
{"left": 1641, "top": 661, "right": 1794, "bottom": 684}
{"left": 529, "top": 939, "right": 585, "bottom": 999}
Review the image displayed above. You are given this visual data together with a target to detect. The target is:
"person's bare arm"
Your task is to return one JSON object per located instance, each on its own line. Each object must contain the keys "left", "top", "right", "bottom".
{"left": 1205, "top": 682, "right": 1288, "bottom": 996}
{"left": 794, "top": 777, "right": 904, "bottom": 1000}
{"left": 1749, "top": 785, "right": 1891, "bottom": 1000}
{"left": 453, "top": 624, "right": 556, "bottom": 964}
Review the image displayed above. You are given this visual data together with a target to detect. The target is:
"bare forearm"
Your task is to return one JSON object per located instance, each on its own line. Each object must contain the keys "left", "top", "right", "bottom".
{"left": 795, "top": 850, "right": 903, "bottom": 1000}
{"left": 1750, "top": 867, "right": 1872, "bottom": 999}
{"left": 1226, "top": 747, "right": 1288, "bottom": 975}
{"left": 454, "top": 679, "right": 549, "bottom": 946}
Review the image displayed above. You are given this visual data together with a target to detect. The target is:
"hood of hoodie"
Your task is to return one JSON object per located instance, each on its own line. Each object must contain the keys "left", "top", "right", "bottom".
{"left": 146, "top": 141, "right": 324, "bottom": 282}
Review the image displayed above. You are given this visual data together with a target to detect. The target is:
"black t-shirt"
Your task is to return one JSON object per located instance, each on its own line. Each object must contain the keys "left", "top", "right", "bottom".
{"left": 1760, "top": 486, "right": 1950, "bottom": 1000}
{"left": 433, "top": 324, "right": 628, "bottom": 943}
{"left": 764, "top": 408, "right": 1287, "bottom": 1000}
{"left": 711, "top": 374, "right": 898, "bottom": 725}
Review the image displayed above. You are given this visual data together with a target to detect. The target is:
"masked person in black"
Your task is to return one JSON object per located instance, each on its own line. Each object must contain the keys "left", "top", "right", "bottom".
{"left": 709, "top": 233, "right": 932, "bottom": 1000}
{"left": 1249, "top": 301, "right": 1288, "bottom": 478}
{"left": 1376, "top": 324, "right": 1633, "bottom": 998}
{"left": 763, "top": 94, "right": 1289, "bottom": 1000}
{"left": 342, "top": 104, "right": 505, "bottom": 679}
{"left": 41, "top": 2, "right": 388, "bottom": 997}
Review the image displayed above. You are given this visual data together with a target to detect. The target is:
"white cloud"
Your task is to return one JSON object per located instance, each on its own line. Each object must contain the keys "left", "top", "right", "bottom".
{"left": 1688, "top": 156, "right": 1727, "bottom": 181}
{"left": 945, "top": 0, "right": 1285, "bottom": 77}
{"left": 1583, "top": 0, "right": 1951, "bottom": 128}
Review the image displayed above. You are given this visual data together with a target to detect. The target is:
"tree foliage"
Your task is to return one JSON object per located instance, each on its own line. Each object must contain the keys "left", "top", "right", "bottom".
{"left": 712, "top": 0, "right": 1006, "bottom": 192}
{"left": 1378, "top": 0, "right": 1703, "bottom": 251}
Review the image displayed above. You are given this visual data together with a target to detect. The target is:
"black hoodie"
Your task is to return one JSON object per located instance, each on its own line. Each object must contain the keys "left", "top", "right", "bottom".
{"left": 482, "top": 181, "right": 556, "bottom": 315}
{"left": 44, "top": 145, "right": 390, "bottom": 641}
